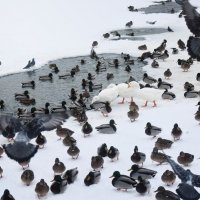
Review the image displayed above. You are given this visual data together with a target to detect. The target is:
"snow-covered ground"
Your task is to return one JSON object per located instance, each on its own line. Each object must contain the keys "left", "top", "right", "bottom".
{"left": 0, "top": 0, "right": 200, "bottom": 199}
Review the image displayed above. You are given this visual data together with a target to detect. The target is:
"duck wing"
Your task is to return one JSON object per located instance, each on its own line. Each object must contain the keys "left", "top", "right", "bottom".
{"left": 187, "top": 36, "right": 200, "bottom": 60}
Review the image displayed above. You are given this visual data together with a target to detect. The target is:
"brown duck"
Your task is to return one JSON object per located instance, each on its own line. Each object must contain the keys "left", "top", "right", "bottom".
{"left": 150, "top": 147, "right": 168, "bottom": 165}
{"left": 155, "top": 137, "right": 173, "bottom": 150}
{"left": 21, "top": 169, "right": 34, "bottom": 186}
{"left": 56, "top": 125, "right": 74, "bottom": 140}
{"left": 161, "top": 170, "right": 176, "bottom": 186}
{"left": 177, "top": 151, "right": 194, "bottom": 166}
{"left": 171, "top": 123, "right": 182, "bottom": 141}
{"left": 91, "top": 156, "right": 104, "bottom": 171}
{"left": 52, "top": 158, "right": 66, "bottom": 175}
{"left": 62, "top": 135, "right": 76, "bottom": 146}
{"left": 35, "top": 179, "right": 49, "bottom": 198}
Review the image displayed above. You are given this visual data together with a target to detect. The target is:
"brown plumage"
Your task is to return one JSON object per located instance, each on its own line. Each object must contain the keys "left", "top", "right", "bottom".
{"left": 129, "top": 101, "right": 139, "bottom": 111}
{"left": 62, "top": 135, "right": 76, "bottom": 146}
{"left": 18, "top": 160, "right": 30, "bottom": 170}
{"left": 91, "top": 156, "right": 104, "bottom": 171}
{"left": 21, "top": 169, "right": 34, "bottom": 186}
{"left": 177, "top": 151, "right": 194, "bottom": 166}
{"left": 161, "top": 170, "right": 176, "bottom": 186}
{"left": 127, "top": 108, "right": 139, "bottom": 122}
{"left": 52, "top": 158, "right": 66, "bottom": 175}
{"left": 171, "top": 123, "right": 182, "bottom": 141}
{"left": 19, "top": 98, "right": 35, "bottom": 106}
{"left": 0, "top": 146, "right": 4, "bottom": 157}
{"left": 164, "top": 69, "right": 172, "bottom": 79}
{"left": 35, "top": 179, "right": 49, "bottom": 198}
{"left": 67, "top": 144, "right": 80, "bottom": 159}
{"left": 0, "top": 166, "right": 3, "bottom": 178}
{"left": 150, "top": 147, "right": 168, "bottom": 165}
{"left": 155, "top": 138, "right": 173, "bottom": 150}
{"left": 56, "top": 125, "right": 74, "bottom": 140}
{"left": 0, "top": 189, "right": 15, "bottom": 200}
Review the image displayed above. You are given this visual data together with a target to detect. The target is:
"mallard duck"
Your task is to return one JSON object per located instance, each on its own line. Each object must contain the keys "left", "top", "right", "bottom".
{"left": 177, "top": 151, "right": 194, "bottom": 166}
{"left": 110, "top": 171, "right": 137, "bottom": 191}
{"left": 151, "top": 60, "right": 159, "bottom": 68}
{"left": 103, "top": 33, "right": 110, "bottom": 39}
{"left": 127, "top": 108, "right": 139, "bottom": 122}
{"left": 91, "top": 156, "right": 104, "bottom": 171}
{"left": 39, "top": 73, "right": 53, "bottom": 81}
{"left": 0, "top": 166, "right": 3, "bottom": 178}
{"left": 157, "top": 50, "right": 169, "bottom": 61}
{"left": 178, "top": 59, "right": 191, "bottom": 72}
{"left": 161, "top": 170, "right": 176, "bottom": 186}
{"left": 151, "top": 147, "right": 168, "bottom": 165}
{"left": 129, "top": 101, "right": 139, "bottom": 111}
{"left": 95, "top": 119, "right": 117, "bottom": 134}
{"left": 143, "top": 73, "right": 157, "bottom": 85}
{"left": 155, "top": 138, "right": 173, "bottom": 150}
{"left": 21, "top": 80, "right": 35, "bottom": 88}
{"left": 50, "top": 175, "right": 67, "bottom": 194}
{"left": 15, "top": 90, "right": 29, "bottom": 100}
{"left": 62, "top": 135, "right": 76, "bottom": 147}
{"left": 51, "top": 101, "right": 67, "bottom": 113}
{"left": 195, "top": 108, "right": 200, "bottom": 124}
{"left": 0, "top": 146, "right": 4, "bottom": 157}
{"left": 67, "top": 144, "right": 80, "bottom": 159}
{"left": 0, "top": 189, "right": 15, "bottom": 200}
{"left": 21, "top": 169, "right": 34, "bottom": 186}
{"left": 177, "top": 39, "right": 186, "bottom": 50}
{"left": 35, "top": 133, "right": 47, "bottom": 148}
{"left": 145, "top": 122, "right": 162, "bottom": 138}
{"left": 107, "top": 146, "right": 119, "bottom": 161}
{"left": 130, "top": 146, "right": 146, "bottom": 166}
{"left": 82, "top": 121, "right": 93, "bottom": 137}
{"left": 184, "top": 81, "right": 194, "bottom": 91}
{"left": 52, "top": 158, "right": 66, "bottom": 175}
{"left": 155, "top": 186, "right": 180, "bottom": 200}
{"left": 128, "top": 164, "right": 157, "bottom": 180}
{"left": 62, "top": 167, "right": 78, "bottom": 184}
{"left": 184, "top": 89, "right": 200, "bottom": 98}
{"left": 18, "top": 160, "right": 30, "bottom": 170}
{"left": 97, "top": 143, "right": 108, "bottom": 157}
{"left": 56, "top": 125, "right": 74, "bottom": 140}
{"left": 33, "top": 102, "right": 50, "bottom": 115}
{"left": 171, "top": 123, "right": 182, "bottom": 141}
{"left": 100, "top": 102, "right": 112, "bottom": 117}
{"left": 136, "top": 176, "right": 151, "bottom": 194}
{"left": 162, "top": 89, "right": 176, "bottom": 100}
{"left": 35, "top": 179, "right": 49, "bottom": 198}
{"left": 19, "top": 98, "right": 36, "bottom": 106}
{"left": 157, "top": 78, "right": 173, "bottom": 90}
{"left": 154, "top": 39, "right": 167, "bottom": 53}
{"left": 84, "top": 171, "right": 101, "bottom": 186}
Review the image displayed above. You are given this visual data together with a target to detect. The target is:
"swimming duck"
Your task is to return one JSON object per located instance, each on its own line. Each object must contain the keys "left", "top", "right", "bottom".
{"left": 84, "top": 171, "right": 101, "bottom": 186}
{"left": 95, "top": 119, "right": 117, "bottom": 134}
{"left": 0, "top": 189, "right": 15, "bottom": 200}
{"left": 19, "top": 98, "right": 36, "bottom": 106}
{"left": 184, "top": 89, "right": 200, "bottom": 98}
{"left": 110, "top": 171, "right": 137, "bottom": 191}
{"left": 145, "top": 122, "right": 162, "bottom": 138}
{"left": 0, "top": 166, "right": 3, "bottom": 178}
{"left": 155, "top": 186, "right": 180, "bottom": 200}
{"left": 157, "top": 78, "right": 173, "bottom": 90}
{"left": 162, "top": 89, "right": 176, "bottom": 100}
{"left": 177, "top": 39, "right": 186, "bottom": 50}
{"left": 108, "top": 146, "right": 119, "bottom": 161}
{"left": 56, "top": 125, "right": 74, "bottom": 140}
{"left": 33, "top": 102, "right": 50, "bottom": 115}
{"left": 21, "top": 169, "right": 34, "bottom": 186}
{"left": 52, "top": 158, "right": 66, "bottom": 175}
{"left": 87, "top": 73, "right": 95, "bottom": 80}
{"left": 127, "top": 108, "right": 139, "bottom": 122}
{"left": 143, "top": 73, "right": 157, "bottom": 84}
{"left": 39, "top": 73, "right": 53, "bottom": 81}
{"left": 21, "top": 80, "right": 35, "bottom": 88}
{"left": 82, "top": 121, "right": 93, "bottom": 137}
{"left": 91, "top": 156, "right": 104, "bottom": 171}
{"left": 161, "top": 170, "right": 176, "bottom": 186}
{"left": 151, "top": 147, "right": 168, "bottom": 165}
{"left": 184, "top": 81, "right": 194, "bottom": 91}
{"left": 67, "top": 144, "right": 80, "bottom": 159}
{"left": 155, "top": 137, "right": 173, "bottom": 150}
{"left": 88, "top": 81, "right": 102, "bottom": 92}
{"left": 49, "top": 63, "right": 59, "bottom": 73}
{"left": 35, "top": 179, "right": 49, "bottom": 198}
{"left": 177, "top": 151, "right": 194, "bottom": 166}
{"left": 163, "top": 69, "right": 172, "bottom": 79}
{"left": 138, "top": 44, "right": 147, "bottom": 50}
{"left": 131, "top": 146, "right": 146, "bottom": 166}
{"left": 15, "top": 90, "right": 29, "bottom": 100}
{"left": 151, "top": 60, "right": 159, "bottom": 68}
{"left": 0, "top": 146, "right": 3, "bottom": 157}
{"left": 50, "top": 175, "right": 67, "bottom": 194}
{"left": 136, "top": 176, "right": 151, "bottom": 194}
{"left": 35, "top": 132, "right": 47, "bottom": 148}
{"left": 100, "top": 102, "right": 112, "bottom": 117}
{"left": 62, "top": 167, "right": 78, "bottom": 184}
{"left": 125, "top": 65, "right": 131, "bottom": 72}
{"left": 128, "top": 164, "right": 157, "bottom": 180}
{"left": 69, "top": 88, "right": 77, "bottom": 102}
{"left": 171, "top": 123, "right": 182, "bottom": 141}
{"left": 62, "top": 135, "right": 76, "bottom": 147}
{"left": 97, "top": 143, "right": 108, "bottom": 157}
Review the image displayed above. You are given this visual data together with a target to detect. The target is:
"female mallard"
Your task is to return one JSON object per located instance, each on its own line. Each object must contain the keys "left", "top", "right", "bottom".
{"left": 97, "top": 143, "right": 108, "bottom": 157}
{"left": 67, "top": 144, "right": 80, "bottom": 159}
{"left": 35, "top": 132, "right": 47, "bottom": 149}
{"left": 62, "top": 167, "right": 78, "bottom": 184}
{"left": 52, "top": 158, "right": 66, "bottom": 175}
{"left": 130, "top": 146, "right": 146, "bottom": 166}
{"left": 82, "top": 121, "right": 93, "bottom": 137}
{"left": 155, "top": 137, "right": 173, "bottom": 150}
{"left": 84, "top": 171, "right": 101, "bottom": 186}
{"left": 161, "top": 170, "right": 176, "bottom": 186}
{"left": 0, "top": 189, "right": 15, "bottom": 200}
{"left": 35, "top": 179, "right": 49, "bottom": 198}
{"left": 21, "top": 169, "right": 34, "bottom": 186}
{"left": 151, "top": 147, "right": 168, "bottom": 165}
{"left": 177, "top": 151, "right": 194, "bottom": 166}
{"left": 155, "top": 186, "right": 180, "bottom": 200}
{"left": 56, "top": 125, "right": 74, "bottom": 140}
{"left": 91, "top": 156, "right": 104, "bottom": 171}
{"left": 171, "top": 123, "right": 182, "bottom": 141}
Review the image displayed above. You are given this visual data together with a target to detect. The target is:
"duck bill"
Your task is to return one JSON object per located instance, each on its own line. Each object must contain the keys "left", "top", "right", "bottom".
{"left": 127, "top": 169, "right": 132, "bottom": 171}
{"left": 109, "top": 175, "right": 114, "bottom": 178}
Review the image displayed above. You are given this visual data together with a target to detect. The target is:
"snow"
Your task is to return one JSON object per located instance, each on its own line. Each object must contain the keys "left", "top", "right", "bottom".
{"left": 0, "top": 0, "right": 200, "bottom": 199}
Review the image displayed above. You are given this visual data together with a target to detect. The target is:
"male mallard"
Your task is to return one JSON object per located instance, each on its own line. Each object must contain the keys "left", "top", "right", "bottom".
{"left": 131, "top": 146, "right": 146, "bottom": 166}
{"left": 84, "top": 171, "right": 101, "bottom": 186}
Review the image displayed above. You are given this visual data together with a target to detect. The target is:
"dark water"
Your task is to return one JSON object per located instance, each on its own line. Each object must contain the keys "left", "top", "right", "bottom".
{"left": 139, "top": 2, "right": 181, "bottom": 14}
{"left": 110, "top": 28, "right": 168, "bottom": 41}
{"left": 0, "top": 53, "right": 146, "bottom": 113}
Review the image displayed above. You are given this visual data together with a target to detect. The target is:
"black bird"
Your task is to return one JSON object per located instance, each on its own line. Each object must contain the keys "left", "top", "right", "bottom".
{"left": 50, "top": 175, "right": 67, "bottom": 194}
{"left": 1, "top": 113, "right": 67, "bottom": 164}
{"left": 146, "top": 21, "right": 157, "bottom": 25}
{"left": 97, "top": 143, "right": 108, "bottom": 157}
{"left": 103, "top": 33, "right": 110, "bottom": 39}
{"left": 35, "top": 132, "right": 47, "bottom": 149}
{"left": 81, "top": 121, "right": 93, "bottom": 137}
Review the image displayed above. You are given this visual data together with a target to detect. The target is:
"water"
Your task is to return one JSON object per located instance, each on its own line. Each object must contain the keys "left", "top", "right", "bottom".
{"left": 0, "top": 53, "right": 147, "bottom": 113}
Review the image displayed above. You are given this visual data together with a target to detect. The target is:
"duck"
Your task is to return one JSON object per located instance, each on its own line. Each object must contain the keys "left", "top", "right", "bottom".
{"left": 157, "top": 78, "right": 173, "bottom": 89}
{"left": 0, "top": 100, "right": 4, "bottom": 110}
{"left": 21, "top": 169, "right": 34, "bottom": 186}
{"left": 21, "top": 80, "right": 35, "bottom": 88}
{"left": 52, "top": 158, "right": 66, "bottom": 175}
{"left": 177, "top": 39, "right": 186, "bottom": 50}
{"left": 82, "top": 121, "right": 93, "bottom": 137}
{"left": 145, "top": 122, "right": 162, "bottom": 138}
{"left": 171, "top": 48, "right": 179, "bottom": 54}
{"left": 88, "top": 81, "right": 102, "bottom": 92}
{"left": 39, "top": 73, "right": 53, "bottom": 81}
{"left": 110, "top": 171, "right": 137, "bottom": 191}
{"left": 97, "top": 143, "right": 108, "bottom": 157}
{"left": 128, "top": 164, "right": 157, "bottom": 180}
{"left": 136, "top": 176, "right": 151, "bottom": 194}
{"left": 154, "top": 39, "right": 167, "bottom": 53}
{"left": 184, "top": 89, "right": 200, "bottom": 98}
{"left": 100, "top": 102, "right": 112, "bottom": 117}
{"left": 75, "top": 109, "right": 88, "bottom": 125}
{"left": 0, "top": 166, "right": 3, "bottom": 178}
{"left": 151, "top": 60, "right": 159, "bottom": 68}
{"left": 171, "top": 123, "right": 182, "bottom": 141}
{"left": 127, "top": 108, "right": 139, "bottom": 122}
{"left": 177, "top": 151, "right": 194, "bottom": 166}
{"left": 15, "top": 90, "right": 29, "bottom": 100}
{"left": 56, "top": 125, "right": 74, "bottom": 140}
{"left": 18, "top": 160, "right": 30, "bottom": 170}
{"left": 91, "top": 156, "right": 104, "bottom": 171}
{"left": 143, "top": 73, "right": 157, "bottom": 84}
{"left": 35, "top": 132, "right": 47, "bottom": 148}
{"left": 0, "top": 146, "right": 4, "bottom": 157}
{"left": 178, "top": 59, "right": 191, "bottom": 72}
{"left": 195, "top": 108, "right": 200, "bottom": 124}
{"left": 49, "top": 63, "right": 59, "bottom": 73}
{"left": 84, "top": 171, "right": 101, "bottom": 186}
{"left": 138, "top": 44, "right": 147, "bottom": 50}
{"left": 0, "top": 189, "right": 15, "bottom": 200}
{"left": 35, "top": 179, "right": 49, "bottom": 198}
{"left": 106, "top": 73, "right": 114, "bottom": 80}
{"left": 129, "top": 101, "right": 139, "bottom": 111}
{"left": 196, "top": 73, "right": 200, "bottom": 82}
{"left": 155, "top": 186, "right": 180, "bottom": 200}
{"left": 162, "top": 89, "right": 176, "bottom": 100}
{"left": 161, "top": 170, "right": 176, "bottom": 186}
{"left": 62, "top": 167, "right": 78, "bottom": 184}
{"left": 125, "top": 21, "right": 133, "bottom": 28}
{"left": 87, "top": 73, "right": 95, "bottom": 80}
{"left": 90, "top": 101, "right": 108, "bottom": 111}
{"left": 95, "top": 119, "right": 117, "bottom": 134}
{"left": 184, "top": 81, "right": 194, "bottom": 91}
{"left": 163, "top": 69, "right": 172, "bottom": 79}
{"left": 62, "top": 135, "right": 76, "bottom": 147}
{"left": 155, "top": 137, "right": 173, "bottom": 150}
{"left": 108, "top": 146, "right": 119, "bottom": 161}
{"left": 151, "top": 147, "right": 168, "bottom": 165}
{"left": 167, "top": 26, "right": 174, "bottom": 32}
{"left": 131, "top": 146, "right": 146, "bottom": 166}
{"left": 67, "top": 144, "right": 80, "bottom": 159}
{"left": 19, "top": 98, "right": 36, "bottom": 106}
{"left": 50, "top": 175, "right": 67, "bottom": 194}
{"left": 125, "top": 65, "right": 131, "bottom": 72}
{"left": 103, "top": 33, "right": 110, "bottom": 39}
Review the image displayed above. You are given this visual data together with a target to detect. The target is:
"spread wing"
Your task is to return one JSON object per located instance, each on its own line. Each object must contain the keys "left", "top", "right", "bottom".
{"left": 183, "top": 0, "right": 200, "bottom": 37}
{"left": 187, "top": 36, "right": 200, "bottom": 60}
